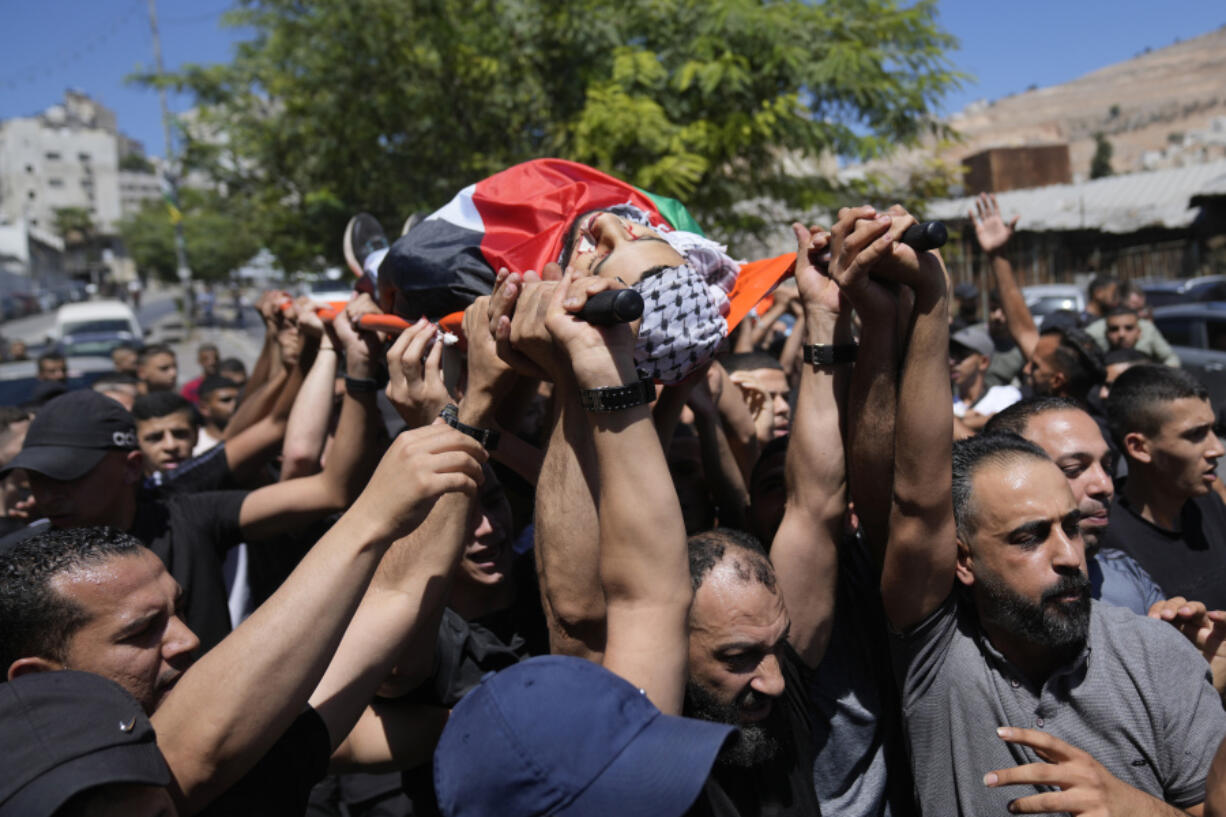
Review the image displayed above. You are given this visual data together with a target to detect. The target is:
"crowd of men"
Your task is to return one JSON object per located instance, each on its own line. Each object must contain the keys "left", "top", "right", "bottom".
{"left": 2, "top": 184, "right": 1226, "bottom": 817}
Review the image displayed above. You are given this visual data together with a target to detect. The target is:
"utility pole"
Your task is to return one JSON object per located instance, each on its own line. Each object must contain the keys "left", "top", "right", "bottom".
{"left": 147, "top": 0, "right": 193, "bottom": 327}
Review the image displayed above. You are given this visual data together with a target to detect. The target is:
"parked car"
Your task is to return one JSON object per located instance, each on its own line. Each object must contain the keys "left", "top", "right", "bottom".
{"left": 53, "top": 300, "right": 143, "bottom": 343}
{"left": 1138, "top": 276, "right": 1226, "bottom": 310}
{"left": 1022, "top": 284, "right": 1086, "bottom": 327}
{"left": 51, "top": 300, "right": 145, "bottom": 358}
{"left": 1150, "top": 303, "right": 1226, "bottom": 409}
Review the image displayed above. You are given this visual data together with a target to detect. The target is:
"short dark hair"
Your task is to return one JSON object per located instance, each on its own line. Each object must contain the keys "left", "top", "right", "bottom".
{"left": 92, "top": 372, "right": 141, "bottom": 389}
{"left": 218, "top": 358, "right": 247, "bottom": 377}
{"left": 952, "top": 433, "right": 1051, "bottom": 542}
{"left": 1087, "top": 275, "right": 1119, "bottom": 300}
{"left": 687, "top": 528, "right": 776, "bottom": 593}
{"left": 1106, "top": 306, "right": 1138, "bottom": 319}
{"left": 37, "top": 351, "right": 65, "bottom": 367}
{"left": 1103, "top": 348, "right": 1148, "bottom": 367}
{"left": 0, "top": 405, "right": 29, "bottom": 432}
{"left": 1040, "top": 325, "right": 1105, "bottom": 398}
{"left": 197, "top": 343, "right": 218, "bottom": 354}
{"left": 721, "top": 351, "right": 784, "bottom": 375}
{"left": 0, "top": 527, "right": 145, "bottom": 670}
{"left": 132, "top": 391, "right": 197, "bottom": 425}
{"left": 138, "top": 344, "right": 175, "bottom": 364}
{"left": 198, "top": 374, "right": 238, "bottom": 400}
{"left": 984, "top": 396, "right": 1085, "bottom": 436}
{"left": 1107, "top": 365, "right": 1210, "bottom": 443}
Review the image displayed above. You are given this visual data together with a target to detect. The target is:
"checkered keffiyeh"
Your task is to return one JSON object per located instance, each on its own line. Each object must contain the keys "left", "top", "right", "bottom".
{"left": 633, "top": 263, "right": 727, "bottom": 384}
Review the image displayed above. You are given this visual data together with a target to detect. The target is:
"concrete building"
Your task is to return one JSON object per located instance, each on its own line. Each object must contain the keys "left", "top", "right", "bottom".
{"left": 0, "top": 91, "right": 159, "bottom": 234}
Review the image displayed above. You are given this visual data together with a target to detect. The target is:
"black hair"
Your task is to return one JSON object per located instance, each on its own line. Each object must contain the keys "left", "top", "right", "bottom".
{"left": 37, "top": 351, "right": 65, "bottom": 367}
{"left": 0, "top": 405, "right": 29, "bottom": 431}
{"left": 218, "top": 358, "right": 247, "bottom": 377}
{"left": 1087, "top": 275, "right": 1119, "bottom": 300}
{"left": 1106, "top": 305, "right": 1138, "bottom": 319}
{"left": 721, "top": 351, "right": 784, "bottom": 374}
{"left": 92, "top": 372, "right": 141, "bottom": 389}
{"left": 1040, "top": 325, "right": 1105, "bottom": 398}
{"left": 197, "top": 343, "right": 218, "bottom": 354}
{"left": 687, "top": 528, "right": 776, "bottom": 593}
{"left": 1107, "top": 365, "right": 1210, "bottom": 444}
{"left": 0, "top": 526, "right": 145, "bottom": 670}
{"left": 198, "top": 374, "right": 238, "bottom": 400}
{"left": 1103, "top": 347, "right": 1148, "bottom": 367}
{"left": 952, "top": 433, "right": 1051, "bottom": 542}
{"left": 138, "top": 344, "right": 175, "bottom": 365}
{"left": 131, "top": 391, "right": 197, "bottom": 424}
{"left": 984, "top": 396, "right": 1085, "bottom": 436}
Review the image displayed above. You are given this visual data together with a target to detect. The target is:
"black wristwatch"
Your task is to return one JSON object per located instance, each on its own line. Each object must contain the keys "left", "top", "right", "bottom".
{"left": 344, "top": 375, "right": 380, "bottom": 394}
{"left": 579, "top": 374, "right": 655, "bottom": 412}
{"left": 439, "top": 403, "right": 500, "bottom": 451}
{"left": 803, "top": 344, "right": 858, "bottom": 366}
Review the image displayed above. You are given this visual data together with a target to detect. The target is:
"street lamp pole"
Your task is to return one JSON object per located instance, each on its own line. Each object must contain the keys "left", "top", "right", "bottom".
{"left": 146, "top": 0, "right": 193, "bottom": 328}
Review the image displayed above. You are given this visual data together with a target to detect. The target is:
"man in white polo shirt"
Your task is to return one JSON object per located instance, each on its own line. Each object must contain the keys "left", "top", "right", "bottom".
{"left": 952, "top": 323, "right": 1021, "bottom": 436}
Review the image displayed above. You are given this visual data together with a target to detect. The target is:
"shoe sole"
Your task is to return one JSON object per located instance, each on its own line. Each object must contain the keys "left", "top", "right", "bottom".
{"left": 342, "top": 215, "right": 362, "bottom": 277}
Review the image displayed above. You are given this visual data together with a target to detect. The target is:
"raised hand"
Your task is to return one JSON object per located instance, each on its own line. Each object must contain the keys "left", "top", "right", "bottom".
{"left": 1149, "top": 596, "right": 1226, "bottom": 693}
{"left": 461, "top": 295, "right": 517, "bottom": 415}
{"left": 985, "top": 727, "right": 1157, "bottom": 815}
{"left": 969, "top": 192, "right": 1019, "bottom": 255}
{"left": 543, "top": 267, "right": 637, "bottom": 388}
{"left": 385, "top": 319, "right": 452, "bottom": 429}
{"left": 791, "top": 223, "right": 841, "bottom": 320}
{"left": 349, "top": 423, "right": 487, "bottom": 544}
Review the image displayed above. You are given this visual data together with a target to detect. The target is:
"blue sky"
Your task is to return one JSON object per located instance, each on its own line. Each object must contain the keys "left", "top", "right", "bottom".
{"left": 1, "top": 0, "right": 1223, "bottom": 160}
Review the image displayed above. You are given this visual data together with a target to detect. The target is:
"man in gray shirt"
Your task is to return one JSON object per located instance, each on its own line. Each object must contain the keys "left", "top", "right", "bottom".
{"left": 834, "top": 212, "right": 1225, "bottom": 816}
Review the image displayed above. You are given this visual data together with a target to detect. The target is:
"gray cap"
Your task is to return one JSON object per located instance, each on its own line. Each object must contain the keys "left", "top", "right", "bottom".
{"left": 951, "top": 324, "right": 994, "bottom": 358}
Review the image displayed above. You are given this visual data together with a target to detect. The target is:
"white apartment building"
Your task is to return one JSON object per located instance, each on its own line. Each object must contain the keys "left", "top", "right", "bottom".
{"left": 0, "top": 91, "right": 161, "bottom": 235}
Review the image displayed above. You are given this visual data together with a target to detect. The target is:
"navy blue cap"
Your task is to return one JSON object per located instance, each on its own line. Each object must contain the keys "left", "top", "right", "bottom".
{"left": 434, "top": 655, "right": 735, "bottom": 817}
{"left": 0, "top": 670, "right": 169, "bottom": 816}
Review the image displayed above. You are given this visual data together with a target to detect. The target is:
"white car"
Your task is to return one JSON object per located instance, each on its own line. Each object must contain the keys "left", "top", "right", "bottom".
{"left": 53, "top": 300, "right": 143, "bottom": 342}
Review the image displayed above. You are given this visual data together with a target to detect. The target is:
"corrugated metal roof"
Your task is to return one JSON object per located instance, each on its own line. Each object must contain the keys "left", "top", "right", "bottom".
{"left": 926, "top": 160, "right": 1226, "bottom": 233}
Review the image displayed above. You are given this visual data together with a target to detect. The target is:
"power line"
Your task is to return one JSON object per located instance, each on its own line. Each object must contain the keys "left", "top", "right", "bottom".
{"left": 0, "top": 0, "right": 145, "bottom": 90}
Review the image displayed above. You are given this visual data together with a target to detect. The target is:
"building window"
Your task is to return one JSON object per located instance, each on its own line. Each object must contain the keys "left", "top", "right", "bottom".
{"left": 48, "top": 178, "right": 64, "bottom": 187}
{"left": 27, "top": 190, "right": 35, "bottom": 199}
{"left": 24, "top": 164, "right": 33, "bottom": 173}
{"left": 44, "top": 151, "right": 61, "bottom": 160}
{"left": 78, "top": 152, "right": 91, "bottom": 162}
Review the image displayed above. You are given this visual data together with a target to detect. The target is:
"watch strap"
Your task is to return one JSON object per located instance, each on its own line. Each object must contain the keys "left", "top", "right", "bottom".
{"left": 803, "top": 343, "right": 858, "bottom": 366}
{"left": 439, "top": 403, "right": 500, "bottom": 451}
{"left": 579, "top": 376, "right": 655, "bottom": 412}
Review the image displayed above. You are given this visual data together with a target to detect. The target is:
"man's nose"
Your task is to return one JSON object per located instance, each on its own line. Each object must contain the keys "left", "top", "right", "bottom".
{"left": 751, "top": 652, "right": 786, "bottom": 699}
{"left": 164, "top": 615, "right": 201, "bottom": 661}
{"left": 1208, "top": 431, "right": 1225, "bottom": 462}
{"left": 1086, "top": 462, "right": 1114, "bottom": 501}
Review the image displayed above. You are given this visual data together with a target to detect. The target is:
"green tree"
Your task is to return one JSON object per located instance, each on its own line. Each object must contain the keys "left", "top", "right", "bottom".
{"left": 150, "top": 0, "right": 961, "bottom": 264}
{"left": 118, "top": 191, "right": 260, "bottom": 283}
{"left": 1090, "top": 132, "right": 1113, "bottom": 179}
{"left": 52, "top": 207, "right": 96, "bottom": 245}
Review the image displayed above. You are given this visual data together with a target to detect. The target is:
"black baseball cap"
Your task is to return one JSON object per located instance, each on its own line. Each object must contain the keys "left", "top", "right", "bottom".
{"left": 0, "top": 670, "right": 170, "bottom": 816}
{"left": 1, "top": 390, "right": 137, "bottom": 481}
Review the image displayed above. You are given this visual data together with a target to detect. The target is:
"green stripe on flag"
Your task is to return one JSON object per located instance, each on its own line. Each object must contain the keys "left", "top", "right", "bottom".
{"left": 636, "top": 188, "right": 704, "bottom": 237}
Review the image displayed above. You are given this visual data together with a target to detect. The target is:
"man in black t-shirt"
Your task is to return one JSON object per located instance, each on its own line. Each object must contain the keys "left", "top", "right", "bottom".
{"left": 0, "top": 420, "right": 488, "bottom": 816}
{"left": 1104, "top": 365, "right": 1226, "bottom": 608}
{"left": 0, "top": 308, "right": 388, "bottom": 651}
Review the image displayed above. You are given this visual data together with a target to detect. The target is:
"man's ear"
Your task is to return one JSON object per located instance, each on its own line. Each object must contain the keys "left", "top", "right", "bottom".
{"left": 8, "top": 656, "right": 63, "bottom": 681}
{"left": 955, "top": 537, "right": 974, "bottom": 587}
{"left": 1050, "top": 369, "right": 1068, "bottom": 393}
{"left": 1123, "top": 431, "right": 1152, "bottom": 464}
{"left": 123, "top": 449, "right": 144, "bottom": 484}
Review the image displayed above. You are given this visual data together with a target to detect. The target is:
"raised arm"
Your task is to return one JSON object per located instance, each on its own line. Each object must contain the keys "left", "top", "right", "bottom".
{"left": 237, "top": 301, "right": 384, "bottom": 540}
{"left": 491, "top": 268, "right": 606, "bottom": 660}
{"left": 770, "top": 224, "right": 849, "bottom": 669}
{"left": 152, "top": 424, "right": 486, "bottom": 813}
{"left": 545, "top": 270, "right": 692, "bottom": 714}
{"left": 970, "top": 193, "right": 1036, "bottom": 359}
{"left": 846, "top": 206, "right": 956, "bottom": 631}
{"left": 280, "top": 299, "right": 342, "bottom": 479}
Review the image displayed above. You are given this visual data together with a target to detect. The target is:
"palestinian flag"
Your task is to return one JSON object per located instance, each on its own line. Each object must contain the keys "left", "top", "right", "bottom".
{"left": 377, "top": 158, "right": 794, "bottom": 333}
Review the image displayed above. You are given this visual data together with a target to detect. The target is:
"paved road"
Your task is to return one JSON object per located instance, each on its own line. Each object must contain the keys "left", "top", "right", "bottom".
{"left": 0, "top": 291, "right": 180, "bottom": 345}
